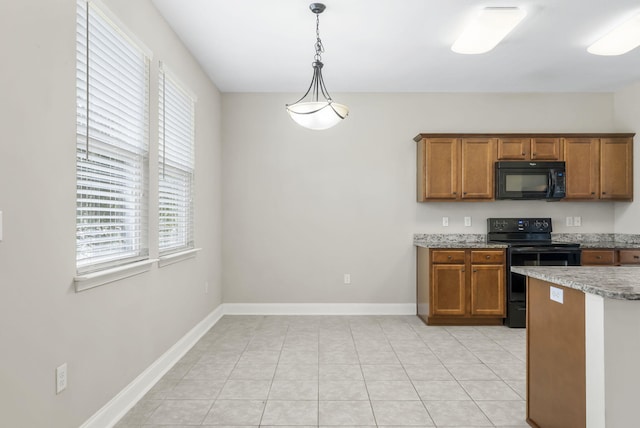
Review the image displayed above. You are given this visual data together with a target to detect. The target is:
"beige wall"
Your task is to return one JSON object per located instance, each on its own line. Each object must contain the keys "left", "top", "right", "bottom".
{"left": 0, "top": 0, "right": 222, "bottom": 426}
{"left": 222, "top": 92, "right": 618, "bottom": 304}
{"left": 614, "top": 81, "right": 640, "bottom": 233}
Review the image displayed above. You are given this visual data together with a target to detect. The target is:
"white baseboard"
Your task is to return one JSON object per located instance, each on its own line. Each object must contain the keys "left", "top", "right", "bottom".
{"left": 223, "top": 303, "right": 416, "bottom": 315}
{"left": 80, "top": 304, "right": 224, "bottom": 428}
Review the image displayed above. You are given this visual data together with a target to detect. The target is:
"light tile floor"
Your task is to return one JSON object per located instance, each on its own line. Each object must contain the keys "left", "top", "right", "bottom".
{"left": 115, "top": 315, "right": 528, "bottom": 427}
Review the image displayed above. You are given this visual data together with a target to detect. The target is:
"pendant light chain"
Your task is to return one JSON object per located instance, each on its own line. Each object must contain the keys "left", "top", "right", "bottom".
{"left": 314, "top": 13, "right": 324, "bottom": 62}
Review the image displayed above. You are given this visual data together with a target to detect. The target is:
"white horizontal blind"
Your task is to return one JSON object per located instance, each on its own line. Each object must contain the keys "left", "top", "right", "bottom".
{"left": 159, "top": 65, "right": 195, "bottom": 255}
{"left": 76, "top": 0, "right": 150, "bottom": 273}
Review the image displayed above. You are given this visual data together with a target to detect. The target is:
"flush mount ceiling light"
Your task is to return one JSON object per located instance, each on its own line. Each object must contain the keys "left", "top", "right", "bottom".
{"left": 286, "top": 3, "right": 349, "bottom": 130}
{"left": 452, "top": 7, "right": 527, "bottom": 54}
{"left": 588, "top": 12, "right": 640, "bottom": 56}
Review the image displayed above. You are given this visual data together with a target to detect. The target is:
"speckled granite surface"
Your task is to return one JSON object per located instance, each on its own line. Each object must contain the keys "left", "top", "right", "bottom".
{"left": 511, "top": 266, "right": 640, "bottom": 300}
{"left": 413, "top": 234, "right": 508, "bottom": 249}
{"left": 414, "top": 233, "right": 640, "bottom": 249}
{"left": 553, "top": 233, "right": 640, "bottom": 249}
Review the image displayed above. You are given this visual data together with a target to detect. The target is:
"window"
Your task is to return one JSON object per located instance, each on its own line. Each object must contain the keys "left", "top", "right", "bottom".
{"left": 158, "top": 64, "right": 196, "bottom": 255}
{"left": 76, "top": 0, "right": 150, "bottom": 274}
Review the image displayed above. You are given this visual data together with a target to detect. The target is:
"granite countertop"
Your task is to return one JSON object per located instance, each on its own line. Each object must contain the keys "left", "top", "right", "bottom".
{"left": 553, "top": 233, "right": 640, "bottom": 249}
{"left": 511, "top": 266, "right": 640, "bottom": 300}
{"left": 578, "top": 241, "right": 640, "bottom": 249}
{"left": 414, "top": 233, "right": 640, "bottom": 249}
{"left": 414, "top": 234, "right": 508, "bottom": 249}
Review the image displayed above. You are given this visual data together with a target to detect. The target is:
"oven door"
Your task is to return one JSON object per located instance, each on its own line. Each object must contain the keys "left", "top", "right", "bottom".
{"left": 505, "top": 246, "right": 580, "bottom": 327}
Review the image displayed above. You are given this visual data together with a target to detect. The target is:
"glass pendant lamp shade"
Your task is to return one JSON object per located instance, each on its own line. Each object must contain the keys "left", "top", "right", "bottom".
{"left": 286, "top": 3, "right": 349, "bottom": 130}
{"left": 287, "top": 101, "right": 349, "bottom": 130}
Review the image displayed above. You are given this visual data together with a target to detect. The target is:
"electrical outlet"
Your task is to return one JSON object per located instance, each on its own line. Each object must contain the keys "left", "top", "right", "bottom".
{"left": 343, "top": 274, "right": 351, "bottom": 285}
{"left": 442, "top": 217, "right": 449, "bottom": 227}
{"left": 566, "top": 216, "right": 573, "bottom": 227}
{"left": 574, "top": 216, "right": 582, "bottom": 227}
{"left": 56, "top": 363, "right": 67, "bottom": 394}
{"left": 464, "top": 216, "right": 472, "bottom": 227}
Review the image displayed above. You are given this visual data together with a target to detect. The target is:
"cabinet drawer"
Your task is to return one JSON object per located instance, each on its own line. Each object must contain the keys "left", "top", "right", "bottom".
{"left": 432, "top": 250, "right": 466, "bottom": 264}
{"left": 581, "top": 249, "right": 615, "bottom": 265}
{"left": 471, "top": 250, "right": 505, "bottom": 264}
{"left": 618, "top": 250, "right": 640, "bottom": 265}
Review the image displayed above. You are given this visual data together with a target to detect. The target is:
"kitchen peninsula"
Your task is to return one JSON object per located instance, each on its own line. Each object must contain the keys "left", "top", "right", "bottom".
{"left": 511, "top": 266, "right": 640, "bottom": 428}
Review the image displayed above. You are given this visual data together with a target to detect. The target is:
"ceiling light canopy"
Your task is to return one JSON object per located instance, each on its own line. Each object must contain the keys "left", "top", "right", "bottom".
{"left": 452, "top": 7, "right": 527, "bottom": 55}
{"left": 588, "top": 12, "right": 640, "bottom": 56}
{"left": 286, "top": 3, "right": 348, "bottom": 130}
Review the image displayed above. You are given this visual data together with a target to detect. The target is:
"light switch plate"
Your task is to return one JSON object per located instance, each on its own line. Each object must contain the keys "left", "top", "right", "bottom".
{"left": 566, "top": 216, "right": 573, "bottom": 227}
{"left": 464, "top": 216, "right": 472, "bottom": 227}
{"left": 574, "top": 216, "right": 582, "bottom": 227}
{"left": 442, "top": 217, "right": 449, "bottom": 227}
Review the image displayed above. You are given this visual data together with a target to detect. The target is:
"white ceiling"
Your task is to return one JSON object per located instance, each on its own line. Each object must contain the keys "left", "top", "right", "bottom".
{"left": 151, "top": 0, "right": 640, "bottom": 93}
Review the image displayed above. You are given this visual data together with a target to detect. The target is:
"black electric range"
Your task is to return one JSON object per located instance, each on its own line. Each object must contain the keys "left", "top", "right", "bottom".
{"left": 487, "top": 218, "right": 581, "bottom": 328}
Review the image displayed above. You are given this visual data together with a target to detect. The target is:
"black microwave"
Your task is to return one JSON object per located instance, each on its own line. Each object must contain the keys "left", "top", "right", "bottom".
{"left": 495, "top": 161, "right": 566, "bottom": 200}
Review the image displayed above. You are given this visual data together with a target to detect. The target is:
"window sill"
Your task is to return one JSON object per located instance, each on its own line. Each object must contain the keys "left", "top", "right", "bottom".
{"left": 158, "top": 248, "right": 201, "bottom": 268}
{"left": 74, "top": 259, "right": 158, "bottom": 292}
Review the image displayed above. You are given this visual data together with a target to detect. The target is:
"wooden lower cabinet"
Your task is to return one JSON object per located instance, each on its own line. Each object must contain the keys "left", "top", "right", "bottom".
{"left": 417, "top": 247, "right": 506, "bottom": 325}
{"left": 581, "top": 248, "right": 640, "bottom": 266}
{"left": 527, "top": 278, "right": 586, "bottom": 428}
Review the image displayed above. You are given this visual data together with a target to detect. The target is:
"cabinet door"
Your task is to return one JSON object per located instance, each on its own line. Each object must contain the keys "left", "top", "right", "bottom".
{"left": 461, "top": 138, "right": 496, "bottom": 199}
{"left": 423, "top": 138, "right": 459, "bottom": 200}
{"left": 563, "top": 138, "right": 599, "bottom": 199}
{"left": 470, "top": 264, "right": 505, "bottom": 316}
{"left": 600, "top": 137, "right": 633, "bottom": 200}
{"left": 581, "top": 249, "right": 615, "bottom": 265}
{"left": 431, "top": 265, "right": 466, "bottom": 316}
{"left": 531, "top": 138, "right": 562, "bottom": 160}
{"left": 497, "top": 138, "right": 529, "bottom": 160}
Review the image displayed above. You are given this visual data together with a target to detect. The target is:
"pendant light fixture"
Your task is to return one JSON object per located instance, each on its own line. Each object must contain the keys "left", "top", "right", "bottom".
{"left": 286, "top": 3, "right": 349, "bottom": 130}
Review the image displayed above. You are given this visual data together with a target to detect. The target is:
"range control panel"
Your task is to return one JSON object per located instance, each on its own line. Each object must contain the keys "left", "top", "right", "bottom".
{"left": 487, "top": 217, "right": 552, "bottom": 233}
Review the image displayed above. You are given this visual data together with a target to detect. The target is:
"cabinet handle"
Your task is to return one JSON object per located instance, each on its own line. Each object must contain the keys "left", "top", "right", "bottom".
{"left": 461, "top": 269, "right": 465, "bottom": 272}
{"left": 521, "top": 152, "right": 525, "bottom": 155}
{"left": 596, "top": 256, "right": 602, "bottom": 259}
{"left": 532, "top": 152, "right": 537, "bottom": 156}
{"left": 486, "top": 255, "right": 491, "bottom": 259}
{"left": 473, "top": 269, "right": 477, "bottom": 272}
{"left": 602, "top": 192, "right": 607, "bottom": 195}
{"left": 463, "top": 192, "right": 467, "bottom": 195}
{"left": 447, "top": 255, "right": 452, "bottom": 259}
{"left": 634, "top": 255, "right": 639, "bottom": 259}
{"left": 591, "top": 192, "right": 596, "bottom": 195}
{"left": 453, "top": 192, "right": 457, "bottom": 195}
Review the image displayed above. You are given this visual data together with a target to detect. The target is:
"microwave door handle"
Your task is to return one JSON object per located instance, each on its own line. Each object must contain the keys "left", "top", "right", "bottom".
{"left": 548, "top": 172, "right": 554, "bottom": 198}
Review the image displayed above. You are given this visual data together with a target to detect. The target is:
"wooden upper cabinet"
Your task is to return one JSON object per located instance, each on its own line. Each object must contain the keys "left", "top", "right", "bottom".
{"left": 497, "top": 138, "right": 530, "bottom": 160}
{"left": 461, "top": 138, "right": 496, "bottom": 200}
{"left": 531, "top": 138, "right": 562, "bottom": 160}
{"left": 497, "top": 137, "right": 562, "bottom": 161}
{"left": 563, "top": 136, "right": 633, "bottom": 201}
{"left": 417, "top": 137, "right": 495, "bottom": 201}
{"left": 418, "top": 138, "right": 458, "bottom": 201}
{"left": 600, "top": 137, "right": 633, "bottom": 200}
{"left": 563, "top": 138, "right": 599, "bottom": 199}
